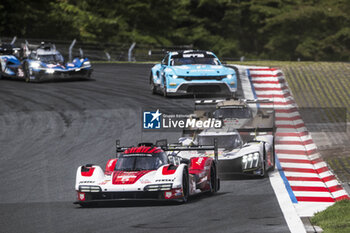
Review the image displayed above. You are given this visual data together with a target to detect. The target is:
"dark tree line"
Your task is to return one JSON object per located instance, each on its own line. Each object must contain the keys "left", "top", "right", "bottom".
{"left": 0, "top": 0, "right": 349, "bottom": 60}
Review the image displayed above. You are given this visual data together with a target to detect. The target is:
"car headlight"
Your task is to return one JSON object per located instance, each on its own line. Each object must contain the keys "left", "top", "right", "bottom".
{"left": 46, "top": 69, "right": 55, "bottom": 74}
{"left": 226, "top": 74, "right": 233, "bottom": 79}
{"left": 242, "top": 152, "right": 260, "bottom": 170}
{"left": 82, "top": 61, "right": 91, "bottom": 68}
{"left": 79, "top": 185, "right": 101, "bottom": 192}
{"left": 30, "top": 61, "right": 41, "bottom": 69}
{"left": 144, "top": 183, "right": 172, "bottom": 191}
{"left": 169, "top": 74, "right": 178, "bottom": 79}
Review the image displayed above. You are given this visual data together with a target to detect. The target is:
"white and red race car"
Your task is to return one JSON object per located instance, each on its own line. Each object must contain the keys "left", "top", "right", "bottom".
{"left": 74, "top": 141, "right": 220, "bottom": 206}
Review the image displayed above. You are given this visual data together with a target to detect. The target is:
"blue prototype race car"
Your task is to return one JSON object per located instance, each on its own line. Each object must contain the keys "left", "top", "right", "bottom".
{"left": 150, "top": 50, "right": 237, "bottom": 97}
{"left": 0, "top": 42, "right": 92, "bottom": 82}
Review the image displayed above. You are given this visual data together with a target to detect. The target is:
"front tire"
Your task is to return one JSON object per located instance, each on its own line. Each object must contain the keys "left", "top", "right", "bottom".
{"left": 260, "top": 153, "right": 269, "bottom": 178}
{"left": 162, "top": 77, "right": 168, "bottom": 97}
{"left": 270, "top": 139, "right": 276, "bottom": 171}
{"left": 24, "top": 63, "right": 31, "bottom": 82}
{"left": 209, "top": 163, "right": 218, "bottom": 193}
{"left": 181, "top": 169, "right": 189, "bottom": 203}
{"left": 150, "top": 74, "right": 156, "bottom": 94}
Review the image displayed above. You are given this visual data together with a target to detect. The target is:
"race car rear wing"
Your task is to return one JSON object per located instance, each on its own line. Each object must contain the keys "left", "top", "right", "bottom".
{"left": 194, "top": 98, "right": 273, "bottom": 110}
{"left": 157, "top": 139, "right": 219, "bottom": 163}
{"left": 115, "top": 139, "right": 219, "bottom": 162}
{"left": 237, "top": 126, "right": 275, "bottom": 134}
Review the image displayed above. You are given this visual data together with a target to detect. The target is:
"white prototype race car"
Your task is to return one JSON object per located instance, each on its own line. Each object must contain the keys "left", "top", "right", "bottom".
{"left": 74, "top": 141, "right": 220, "bottom": 206}
{"left": 180, "top": 127, "right": 275, "bottom": 177}
{"left": 180, "top": 98, "right": 276, "bottom": 177}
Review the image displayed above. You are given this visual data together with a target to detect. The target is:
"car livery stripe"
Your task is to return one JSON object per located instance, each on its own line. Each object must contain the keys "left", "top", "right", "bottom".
{"left": 112, "top": 170, "right": 152, "bottom": 185}
{"left": 124, "top": 146, "right": 162, "bottom": 154}
{"left": 246, "top": 67, "right": 349, "bottom": 216}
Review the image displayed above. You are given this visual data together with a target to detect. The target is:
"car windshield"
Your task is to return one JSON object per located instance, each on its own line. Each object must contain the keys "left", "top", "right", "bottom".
{"left": 37, "top": 54, "right": 64, "bottom": 64}
{"left": 115, "top": 153, "right": 167, "bottom": 171}
{"left": 170, "top": 53, "right": 220, "bottom": 66}
{"left": 197, "top": 135, "right": 241, "bottom": 150}
{"left": 172, "top": 57, "right": 219, "bottom": 65}
{"left": 213, "top": 108, "right": 252, "bottom": 119}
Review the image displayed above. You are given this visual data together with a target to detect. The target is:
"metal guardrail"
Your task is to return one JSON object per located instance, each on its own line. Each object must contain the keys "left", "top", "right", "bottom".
{"left": 0, "top": 37, "right": 194, "bottom": 62}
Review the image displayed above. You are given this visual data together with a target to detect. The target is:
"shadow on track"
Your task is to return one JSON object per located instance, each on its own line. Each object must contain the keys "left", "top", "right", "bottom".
{"left": 74, "top": 192, "right": 227, "bottom": 209}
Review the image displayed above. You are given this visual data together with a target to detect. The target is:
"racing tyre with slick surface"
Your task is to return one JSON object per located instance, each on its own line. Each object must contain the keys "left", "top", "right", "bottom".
{"left": 24, "top": 62, "right": 31, "bottom": 82}
{"left": 181, "top": 168, "right": 189, "bottom": 203}
{"left": 209, "top": 163, "right": 218, "bottom": 193}
{"left": 260, "top": 156, "right": 268, "bottom": 178}
{"left": 150, "top": 74, "right": 156, "bottom": 94}
{"left": 162, "top": 77, "right": 168, "bottom": 97}
{"left": 24, "top": 62, "right": 40, "bottom": 83}
{"left": 260, "top": 143, "right": 269, "bottom": 178}
{"left": 270, "top": 138, "right": 276, "bottom": 171}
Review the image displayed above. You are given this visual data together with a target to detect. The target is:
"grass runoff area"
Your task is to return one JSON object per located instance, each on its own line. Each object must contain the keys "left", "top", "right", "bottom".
{"left": 311, "top": 199, "right": 350, "bottom": 233}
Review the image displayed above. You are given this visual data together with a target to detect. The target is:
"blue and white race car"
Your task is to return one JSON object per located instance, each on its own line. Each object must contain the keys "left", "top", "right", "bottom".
{"left": 150, "top": 50, "right": 237, "bottom": 97}
{"left": 0, "top": 42, "right": 92, "bottom": 82}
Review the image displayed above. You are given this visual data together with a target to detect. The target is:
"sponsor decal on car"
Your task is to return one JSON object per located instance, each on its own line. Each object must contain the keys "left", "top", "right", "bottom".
{"left": 116, "top": 175, "right": 137, "bottom": 183}
{"left": 165, "top": 191, "right": 172, "bottom": 198}
{"left": 155, "top": 178, "right": 175, "bottom": 182}
{"left": 78, "top": 192, "right": 85, "bottom": 201}
{"left": 79, "top": 181, "right": 95, "bottom": 184}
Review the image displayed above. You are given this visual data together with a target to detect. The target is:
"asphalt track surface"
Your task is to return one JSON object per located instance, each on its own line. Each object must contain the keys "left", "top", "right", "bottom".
{"left": 0, "top": 64, "right": 289, "bottom": 233}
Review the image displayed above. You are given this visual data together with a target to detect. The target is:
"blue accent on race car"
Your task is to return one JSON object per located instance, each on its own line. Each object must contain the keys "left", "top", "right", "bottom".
{"left": 0, "top": 42, "right": 92, "bottom": 82}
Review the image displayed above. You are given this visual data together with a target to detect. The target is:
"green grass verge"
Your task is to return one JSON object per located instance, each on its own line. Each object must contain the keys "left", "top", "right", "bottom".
{"left": 311, "top": 199, "right": 350, "bottom": 233}
{"left": 230, "top": 61, "right": 350, "bottom": 121}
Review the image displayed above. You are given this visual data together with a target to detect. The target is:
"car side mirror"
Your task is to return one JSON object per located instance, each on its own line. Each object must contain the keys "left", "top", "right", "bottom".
{"left": 168, "top": 155, "right": 175, "bottom": 165}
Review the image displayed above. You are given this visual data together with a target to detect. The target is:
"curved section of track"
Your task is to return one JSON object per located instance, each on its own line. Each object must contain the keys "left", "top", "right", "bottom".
{"left": 0, "top": 64, "right": 289, "bottom": 233}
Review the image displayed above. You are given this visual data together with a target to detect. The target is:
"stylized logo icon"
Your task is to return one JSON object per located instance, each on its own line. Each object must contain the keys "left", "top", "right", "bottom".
{"left": 143, "top": 109, "right": 162, "bottom": 129}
